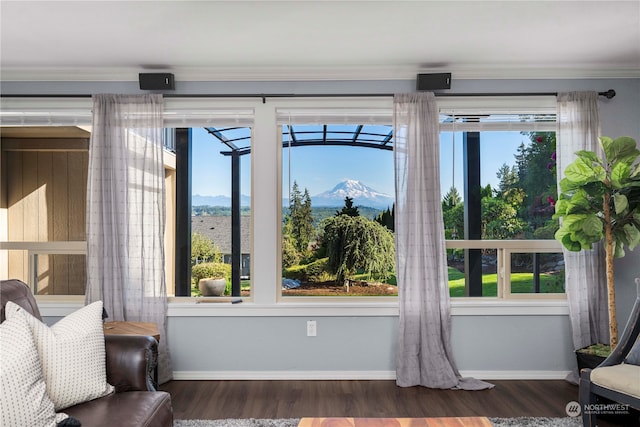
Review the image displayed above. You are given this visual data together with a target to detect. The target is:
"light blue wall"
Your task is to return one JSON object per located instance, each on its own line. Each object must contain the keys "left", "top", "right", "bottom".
{"left": 164, "top": 314, "right": 575, "bottom": 376}
{"left": 17, "top": 76, "right": 639, "bottom": 378}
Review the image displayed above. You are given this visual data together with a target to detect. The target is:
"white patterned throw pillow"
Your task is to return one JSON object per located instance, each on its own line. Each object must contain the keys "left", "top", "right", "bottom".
{"left": 5, "top": 300, "right": 115, "bottom": 410}
{"left": 0, "top": 311, "right": 69, "bottom": 426}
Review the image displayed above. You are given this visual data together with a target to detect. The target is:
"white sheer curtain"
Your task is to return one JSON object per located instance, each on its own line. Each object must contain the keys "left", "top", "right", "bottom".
{"left": 393, "top": 92, "right": 493, "bottom": 390}
{"left": 557, "top": 92, "right": 608, "bottom": 383}
{"left": 85, "top": 94, "right": 172, "bottom": 384}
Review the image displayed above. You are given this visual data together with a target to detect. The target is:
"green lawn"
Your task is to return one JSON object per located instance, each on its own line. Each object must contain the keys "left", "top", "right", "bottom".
{"left": 447, "top": 267, "right": 564, "bottom": 297}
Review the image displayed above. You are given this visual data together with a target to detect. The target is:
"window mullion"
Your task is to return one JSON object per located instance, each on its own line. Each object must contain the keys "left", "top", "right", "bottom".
{"left": 252, "top": 103, "right": 279, "bottom": 305}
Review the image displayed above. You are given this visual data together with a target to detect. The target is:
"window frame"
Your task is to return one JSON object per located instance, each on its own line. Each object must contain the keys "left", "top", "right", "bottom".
{"left": 0, "top": 95, "right": 567, "bottom": 312}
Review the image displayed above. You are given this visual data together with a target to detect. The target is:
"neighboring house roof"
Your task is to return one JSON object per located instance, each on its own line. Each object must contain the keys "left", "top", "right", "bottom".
{"left": 191, "top": 216, "right": 251, "bottom": 255}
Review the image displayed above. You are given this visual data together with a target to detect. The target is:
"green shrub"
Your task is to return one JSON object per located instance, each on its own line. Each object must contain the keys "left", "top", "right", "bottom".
{"left": 305, "top": 257, "right": 329, "bottom": 281}
{"left": 192, "top": 262, "right": 231, "bottom": 285}
{"left": 284, "top": 257, "right": 330, "bottom": 282}
{"left": 282, "top": 236, "right": 300, "bottom": 268}
{"left": 284, "top": 263, "right": 306, "bottom": 281}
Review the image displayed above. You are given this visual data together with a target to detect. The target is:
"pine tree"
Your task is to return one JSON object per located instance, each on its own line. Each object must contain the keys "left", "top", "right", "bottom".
{"left": 336, "top": 196, "right": 360, "bottom": 217}
{"left": 374, "top": 205, "right": 395, "bottom": 231}
{"left": 442, "top": 186, "right": 462, "bottom": 208}
{"left": 300, "top": 189, "right": 315, "bottom": 250}
{"left": 288, "top": 181, "right": 315, "bottom": 253}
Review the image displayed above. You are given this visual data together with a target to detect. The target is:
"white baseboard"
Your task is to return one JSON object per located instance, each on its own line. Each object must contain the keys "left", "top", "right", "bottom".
{"left": 172, "top": 370, "right": 572, "bottom": 381}
{"left": 459, "top": 370, "right": 572, "bottom": 380}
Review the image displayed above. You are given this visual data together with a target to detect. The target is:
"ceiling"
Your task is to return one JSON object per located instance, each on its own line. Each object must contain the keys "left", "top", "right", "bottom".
{"left": 1, "top": 0, "right": 639, "bottom": 82}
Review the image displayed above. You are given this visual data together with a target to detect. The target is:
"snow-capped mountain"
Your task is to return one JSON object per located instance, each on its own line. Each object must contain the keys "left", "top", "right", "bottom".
{"left": 311, "top": 179, "right": 394, "bottom": 209}
{"left": 193, "top": 180, "right": 393, "bottom": 209}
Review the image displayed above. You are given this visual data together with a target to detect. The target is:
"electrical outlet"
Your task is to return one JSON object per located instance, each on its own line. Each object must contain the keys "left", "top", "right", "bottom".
{"left": 307, "top": 320, "right": 317, "bottom": 337}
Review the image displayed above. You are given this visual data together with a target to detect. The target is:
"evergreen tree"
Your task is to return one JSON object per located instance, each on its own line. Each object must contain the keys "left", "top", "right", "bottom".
{"left": 374, "top": 204, "right": 395, "bottom": 231}
{"left": 496, "top": 163, "right": 519, "bottom": 194}
{"left": 300, "top": 189, "right": 315, "bottom": 250}
{"left": 336, "top": 196, "right": 360, "bottom": 217}
{"left": 442, "top": 186, "right": 462, "bottom": 208}
{"left": 323, "top": 215, "right": 395, "bottom": 283}
{"left": 288, "top": 181, "right": 315, "bottom": 253}
{"left": 514, "top": 132, "right": 557, "bottom": 227}
{"left": 442, "top": 187, "right": 463, "bottom": 239}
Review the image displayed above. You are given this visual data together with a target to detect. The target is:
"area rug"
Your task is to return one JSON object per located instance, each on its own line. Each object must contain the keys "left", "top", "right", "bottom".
{"left": 174, "top": 417, "right": 581, "bottom": 427}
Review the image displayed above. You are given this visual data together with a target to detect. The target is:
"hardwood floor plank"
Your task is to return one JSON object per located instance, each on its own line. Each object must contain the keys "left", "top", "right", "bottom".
{"left": 160, "top": 379, "right": 634, "bottom": 426}
{"left": 162, "top": 380, "right": 571, "bottom": 419}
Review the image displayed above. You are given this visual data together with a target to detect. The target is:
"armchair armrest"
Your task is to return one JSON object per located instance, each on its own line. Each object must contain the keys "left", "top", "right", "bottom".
{"left": 105, "top": 335, "right": 158, "bottom": 392}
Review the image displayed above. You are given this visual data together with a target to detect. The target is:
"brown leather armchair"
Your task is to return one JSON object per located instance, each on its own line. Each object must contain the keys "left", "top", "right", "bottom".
{"left": 0, "top": 279, "right": 173, "bottom": 427}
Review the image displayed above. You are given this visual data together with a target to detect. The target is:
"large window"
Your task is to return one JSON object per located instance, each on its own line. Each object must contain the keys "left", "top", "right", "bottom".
{"left": 280, "top": 123, "right": 395, "bottom": 298}
{"left": 182, "top": 126, "right": 252, "bottom": 298}
{"left": 439, "top": 108, "right": 563, "bottom": 298}
{"left": 0, "top": 96, "right": 564, "bottom": 304}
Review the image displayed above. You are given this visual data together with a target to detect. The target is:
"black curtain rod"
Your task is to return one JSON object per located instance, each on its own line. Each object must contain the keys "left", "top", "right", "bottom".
{"left": 0, "top": 89, "right": 616, "bottom": 100}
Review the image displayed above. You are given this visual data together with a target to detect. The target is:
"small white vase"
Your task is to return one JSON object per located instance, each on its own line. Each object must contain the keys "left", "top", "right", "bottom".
{"left": 198, "top": 278, "right": 226, "bottom": 296}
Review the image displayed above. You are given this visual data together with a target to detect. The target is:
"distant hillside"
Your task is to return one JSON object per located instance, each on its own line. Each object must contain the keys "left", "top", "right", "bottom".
{"left": 193, "top": 205, "right": 383, "bottom": 222}
{"left": 192, "top": 206, "right": 251, "bottom": 216}
{"left": 309, "top": 206, "right": 384, "bottom": 224}
{"left": 192, "top": 194, "right": 250, "bottom": 207}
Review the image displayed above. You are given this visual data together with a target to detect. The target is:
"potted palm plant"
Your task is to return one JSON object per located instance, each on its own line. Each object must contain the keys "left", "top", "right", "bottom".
{"left": 554, "top": 136, "right": 640, "bottom": 367}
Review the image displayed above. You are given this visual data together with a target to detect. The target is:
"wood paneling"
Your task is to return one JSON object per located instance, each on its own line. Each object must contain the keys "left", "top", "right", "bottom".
{"left": 0, "top": 127, "right": 90, "bottom": 139}
{"left": 7, "top": 151, "right": 25, "bottom": 281}
{"left": 3, "top": 142, "right": 87, "bottom": 294}
{"left": 2, "top": 138, "right": 89, "bottom": 152}
{"left": 67, "top": 152, "right": 87, "bottom": 295}
{"left": 52, "top": 152, "right": 70, "bottom": 295}
{"left": 3, "top": 133, "right": 176, "bottom": 296}
{"left": 37, "top": 152, "right": 53, "bottom": 292}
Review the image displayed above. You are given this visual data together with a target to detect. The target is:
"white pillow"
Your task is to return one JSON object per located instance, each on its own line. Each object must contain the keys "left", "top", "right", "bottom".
{"left": 0, "top": 311, "right": 69, "bottom": 426}
{"left": 5, "top": 300, "right": 115, "bottom": 410}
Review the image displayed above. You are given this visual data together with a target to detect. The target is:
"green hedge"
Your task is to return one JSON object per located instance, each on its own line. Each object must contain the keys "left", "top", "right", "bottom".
{"left": 284, "top": 257, "right": 330, "bottom": 282}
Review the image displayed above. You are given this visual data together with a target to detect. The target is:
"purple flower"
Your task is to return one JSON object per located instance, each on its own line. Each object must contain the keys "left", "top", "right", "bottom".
{"left": 551, "top": 151, "right": 556, "bottom": 161}
{"left": 547, "top": 162, "right": 554, "bottom": 170}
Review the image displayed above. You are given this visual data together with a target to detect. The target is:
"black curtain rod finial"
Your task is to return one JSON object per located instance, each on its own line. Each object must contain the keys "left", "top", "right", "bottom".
{"left": 601, "top": 89, "right": 616, "bottom": 99}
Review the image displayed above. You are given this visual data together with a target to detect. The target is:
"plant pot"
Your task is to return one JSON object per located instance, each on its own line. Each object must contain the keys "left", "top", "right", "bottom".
{"left": 198, "top": 278, "right": 226, "bottom": 296}
{"left": 576, "top": 344, "right": 609, "bottom": 372}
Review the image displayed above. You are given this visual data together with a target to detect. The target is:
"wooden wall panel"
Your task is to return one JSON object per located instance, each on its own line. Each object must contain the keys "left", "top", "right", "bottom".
{"left": 67, "top": 152, "right": 87, "bottom": 295}
{"left": 5, "top": 142, "right": 88, "bottom": 295}
{"left": 22, "top": 153, "right": 39, "bottom": 241}
{"left": 51, "top": 152, "right": 70, "bottom": 295}
{"left": 36, "top": 152, "right": 53, "bottom": 293}
{"left": 7, "top": 151, "right": 26, "bottom": 282}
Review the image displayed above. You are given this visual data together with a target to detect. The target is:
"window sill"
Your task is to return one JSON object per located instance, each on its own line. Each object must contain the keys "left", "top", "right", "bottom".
{"left": 35, "top": 296, "right": 568, "bottom": 318}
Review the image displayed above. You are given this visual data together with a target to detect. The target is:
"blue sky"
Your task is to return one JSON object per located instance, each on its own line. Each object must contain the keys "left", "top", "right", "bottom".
{"left": 191, "top": 126, "right": 532, "bottom": 201}
{"left": 441, "top": 131, "right": 531, "bottom": 197}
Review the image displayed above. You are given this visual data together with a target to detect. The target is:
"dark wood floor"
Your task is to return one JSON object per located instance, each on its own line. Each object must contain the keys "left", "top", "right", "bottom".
{"left": 160, "top": 379, "right": 631, "bottom": 425}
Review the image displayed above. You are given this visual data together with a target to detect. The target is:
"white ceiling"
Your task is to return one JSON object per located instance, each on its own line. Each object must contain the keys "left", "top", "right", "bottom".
{"left": 1, "top": 0, "right": 639, "bottom": 81}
